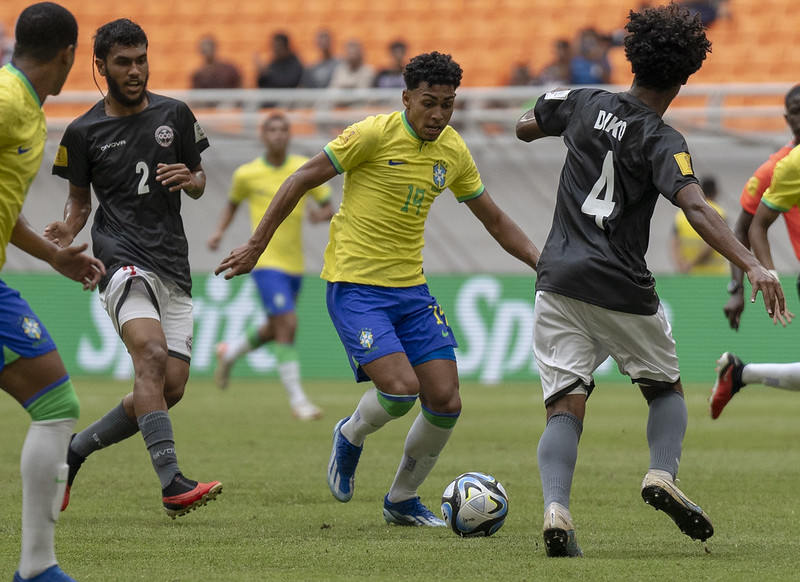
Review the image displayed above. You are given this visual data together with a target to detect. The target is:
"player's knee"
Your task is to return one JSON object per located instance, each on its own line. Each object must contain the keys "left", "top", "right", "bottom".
{"left": 132, "top": 339, "right": 169, "bottom": 374}
{"left": 422, "top": 403, "right": 460, "bottom": 429}
{"left": 639, "top": 382, "right": 683, "bottom": 405}
{"left": 25, "top": 377, "right": 80, "bottom": 421}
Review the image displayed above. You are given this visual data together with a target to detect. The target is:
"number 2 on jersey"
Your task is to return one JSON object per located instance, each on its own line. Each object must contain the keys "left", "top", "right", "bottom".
{"left": 136, "top": 160, "right": 150, "bottom": 195}
{"left": 581, "top": 150, "right": 615, "bottom": 229}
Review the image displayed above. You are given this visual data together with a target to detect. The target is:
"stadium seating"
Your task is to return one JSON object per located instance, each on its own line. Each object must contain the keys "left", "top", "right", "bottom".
{"left": 1, "top": 0, "right": 796, "bottom": 90}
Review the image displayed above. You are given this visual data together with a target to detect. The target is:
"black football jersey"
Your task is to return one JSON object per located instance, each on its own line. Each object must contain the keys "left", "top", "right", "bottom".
{"left": 533, "top": 88, "right": 699, "bottom": 315}
{"left": 52, "top": 92, "right": 209, "bottom": 294}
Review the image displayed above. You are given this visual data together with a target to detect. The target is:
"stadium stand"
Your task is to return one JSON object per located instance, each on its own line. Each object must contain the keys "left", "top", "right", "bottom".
{"left": 2, "top": 0, "right": 798, "bottom": 90}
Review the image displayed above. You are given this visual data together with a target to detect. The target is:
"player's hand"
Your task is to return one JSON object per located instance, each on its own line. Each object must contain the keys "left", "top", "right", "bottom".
{"left": 50, "top": 242, "right": 106, "bottom": 291}
{"left": 43, "top": 221, "right": 75, "bottom": 248}
{"left": 723, "top": 292, "right": 745, "bottom": 331}
{"left": 207, "top": 231, "right": 223, "bottom": 251}
{"left": 747, "top": 266, "right": 793, "bottom": 326}
{"left": 156, "top": 163, "right": 202, "bottom": 195}
{"left": 214, "top": 242, "right": 262, "bottom": 279}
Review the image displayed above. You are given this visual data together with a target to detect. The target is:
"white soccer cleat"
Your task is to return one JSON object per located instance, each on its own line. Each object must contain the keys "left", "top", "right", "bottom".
{"left": 292, "top": 400, "right": 323, "bottom": 421}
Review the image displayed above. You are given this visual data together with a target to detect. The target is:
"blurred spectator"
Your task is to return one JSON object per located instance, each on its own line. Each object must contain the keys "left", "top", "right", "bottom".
{"left": 256, "top": 32, "right": 304, "bottom": 89}
{"left": 191, "top": 34, "right": 242, "bottom": 89}
{"left": 535, "top": 38, "right": 572, "bottom": 86}
{"left": 373, "top": 40, "right": 408, "bottom": 89}
{"left": 678, "top": 0, "right": 731, "bottom": 27}
{"left": 329, "top": 39, "right": 375, "bottom": 90}
{"left": 508, "top": 63, "right": 533, "bottom": 86}
{"left": 302, "top": 29, "right": 338, "bottom": 88}
{"left": 570, "top": 28, "right": 611, "bottom": 85}
{"left": 0, "top": 21, "right": 13, "bottom": 66}
{"left": 670, "top": 176, "right": 728, "bottom": 274}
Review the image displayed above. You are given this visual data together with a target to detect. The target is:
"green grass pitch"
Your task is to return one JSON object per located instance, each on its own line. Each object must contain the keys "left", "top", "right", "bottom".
{"left": 2, "top": 377, "right": 799, "bottom": 581}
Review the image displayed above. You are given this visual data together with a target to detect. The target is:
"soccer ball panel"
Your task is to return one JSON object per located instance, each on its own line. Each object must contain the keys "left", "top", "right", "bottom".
{"left": 441, "top": 472, "right": 508, "bottom": 537}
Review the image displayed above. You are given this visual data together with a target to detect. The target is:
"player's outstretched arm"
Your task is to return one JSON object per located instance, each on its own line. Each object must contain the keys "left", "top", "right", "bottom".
{"left": 678, "top": 184, "right": 790, "bottom": 325}
{"left": 11, "top": 212, "right": 105, "bottom": 290}
{"left": 464, "top": 189, "right": 539, "bottom": 271}
{"left": 215, "top": 152, "right": 338, "bottom": 279}
{"left": 44, "top": 183, "right": 92, "bottom": 248}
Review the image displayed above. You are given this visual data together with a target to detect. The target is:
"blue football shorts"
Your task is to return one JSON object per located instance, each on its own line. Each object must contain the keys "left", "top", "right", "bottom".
{"left": 0, "top": 278, "right": 57, "bottom": 374}
{"left": 326, "top": 282, "right": 458, "bottom": 382}
{"left": 252, "top": 268, "right": 302, "bottom": 316}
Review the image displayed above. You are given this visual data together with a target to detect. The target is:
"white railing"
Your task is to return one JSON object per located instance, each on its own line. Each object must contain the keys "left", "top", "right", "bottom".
{"left": 44, "top": 83, "right": 794, "bottom": 141}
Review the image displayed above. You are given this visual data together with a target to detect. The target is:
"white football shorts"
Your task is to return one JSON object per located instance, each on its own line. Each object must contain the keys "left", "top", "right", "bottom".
{"left": 99, "top": 265, "right": 193, "bottom": 362}
{"left": 532, "top": 290, "right": 680, "bottom": 405}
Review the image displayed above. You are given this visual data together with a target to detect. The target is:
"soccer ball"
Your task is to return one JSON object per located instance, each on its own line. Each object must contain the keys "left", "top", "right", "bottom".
{"left": 441, "top": 472, "right": 508, "bottom": 537}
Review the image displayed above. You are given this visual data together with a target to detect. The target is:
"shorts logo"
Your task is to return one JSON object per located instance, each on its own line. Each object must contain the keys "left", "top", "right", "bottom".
{"left": 21, "top": 317, "right": 42, "bottom": 340}
{"left": 155, "top": 125, "right": 175, "bottom": 148}
{"left": 358, "top": 329, "right": 373, "bottom": 349}
{"left": 433, "top": 161, "right": 447, "bottom": 189}
{"left": 186, "top": 335, "right": 193, "bottom": 354}
{"left": 274, "top": 292, "right": 287, "bottom": 309}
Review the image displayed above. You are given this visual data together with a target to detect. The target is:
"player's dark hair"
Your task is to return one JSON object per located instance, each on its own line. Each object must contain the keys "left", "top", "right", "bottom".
{"left": 403, "top": 52, "right": 462, "bottom": 90}
{"left": 262, "top": 111, "right": 290, "bottom": 130}
{"left": 785, "top": 84, "right": 800, "bottom": 108}
{"left": 13, "top": 2, "right": 77, "bottom": 62}
{"left": 94, "top": 18, "right": 148, "bottom": 62}
{"left": 623, "top": 3, "right": 711, "bottom": 91}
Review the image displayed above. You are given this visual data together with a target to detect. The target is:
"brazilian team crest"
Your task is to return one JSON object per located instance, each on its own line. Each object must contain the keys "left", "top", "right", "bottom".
{"left": 21, "top": 317, "right": 42, "bottom": 340}
{"left": 358, "top": 329, "right": 373, "bottom": 349}
{"left": 433, "top": 161, "right": 447, "bottom": 189}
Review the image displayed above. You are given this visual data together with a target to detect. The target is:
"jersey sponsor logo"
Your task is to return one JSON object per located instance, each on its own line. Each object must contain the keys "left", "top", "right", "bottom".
{"left": 17, "top": 146, "right": 31, "bottom": 154}
{"left": 594, "top": 110, "right": 627, "bottom": 141}
{"left": 358, "top": 328, "right": 373, "bottom": 349}
{"left": 155, "top": 125, "right": 174, "bottom": 148}
{"left": 673, "top": 152, "right": 694, "bottom": 176}
{"left": 54, "top": 145, "right": 68, "bottom": 167}
{"left": 433, "top": 160, "right": 447, "bottom": 189}
{"left": 388, "top": 159, "right": 406, "bottom": 166}
{"left": 100, "top": 140, "right": 126, "bottom": 152}
{"left": 544, "top": 89, "right": 570, "bottom": 100}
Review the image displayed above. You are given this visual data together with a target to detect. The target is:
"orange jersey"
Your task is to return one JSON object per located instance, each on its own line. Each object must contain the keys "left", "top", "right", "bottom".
{"left": 740, "top": 142, "right": 800, "bottom": 261}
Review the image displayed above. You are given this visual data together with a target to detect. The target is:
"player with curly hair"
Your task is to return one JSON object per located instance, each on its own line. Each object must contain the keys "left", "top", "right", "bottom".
{"left": 516, "top": 3, "right": 786, "bottom": 557}
{"left": 217, "top": 51, "right": 539, "bottom": 526}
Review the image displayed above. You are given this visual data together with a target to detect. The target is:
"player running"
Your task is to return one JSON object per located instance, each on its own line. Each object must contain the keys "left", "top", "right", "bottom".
{"left": 217, "top": 51, "right": 539, "bottom": 526}
{"left": 516, "top": 3, "right": 786, "bottom": 557}
{"left": 46, "top": 18, "right": 221, "bottom": 519}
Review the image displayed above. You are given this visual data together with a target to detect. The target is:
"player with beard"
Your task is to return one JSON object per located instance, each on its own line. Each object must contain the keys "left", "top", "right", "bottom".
{"left": 45, "top": 18, "right": 221, "bottom": 519}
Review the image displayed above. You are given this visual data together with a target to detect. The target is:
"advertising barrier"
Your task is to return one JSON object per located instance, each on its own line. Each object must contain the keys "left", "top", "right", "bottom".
{"left": 4, "top": 273, "right": 798, "bottom": 384}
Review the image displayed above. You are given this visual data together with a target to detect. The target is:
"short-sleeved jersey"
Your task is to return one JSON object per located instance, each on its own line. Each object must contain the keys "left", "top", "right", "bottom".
{"left": 533, "top": 88, "right": 698, "bottom": 315}
{"left": 321, "top": 110, "right": 484, "bottom": 286}
{"left": 229, "top": 154, "right": 331, "bottom": 274}
{"left": 761, "top": 145, "right": 800, "bottom": 215}
{"left": 673, "top": 199, "right": 727, "bottom": 275}
{"left": 0, "top": 64, "right": 46, "bottom": 271}
{"left": 740, "top": 142, "right": 800, "bottom": 261}
{"left": 52, "top": 92, "right": 209, "bottom": 294}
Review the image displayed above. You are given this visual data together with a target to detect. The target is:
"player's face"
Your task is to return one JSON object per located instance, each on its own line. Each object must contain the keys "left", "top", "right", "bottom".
{"left": 97, "top": 43, "right": 149, "bottom": 107}
{"left": 261, "top": 118, "right": 290, "bottom": 153}
{"left": 402, "top": 82, "right": 456, "bottom": 141}
{"left": 785, "top": 94, "right": 800, "bottom": 143}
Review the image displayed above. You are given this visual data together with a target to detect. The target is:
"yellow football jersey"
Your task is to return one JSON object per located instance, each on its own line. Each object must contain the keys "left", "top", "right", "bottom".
{"left": 762, "top": 145, "right": 800, "bottom": 213}
{"left": 321, "top": 111, "right": 484, "bottom": 286}
{"left": 0, "top": 64, "right": 47, "bottom": 271}
{"left": 673, "top": 200, "right": 727, "bottom": 275}
{"left": 230, "top": 153, "right": 331, "bottom": 274}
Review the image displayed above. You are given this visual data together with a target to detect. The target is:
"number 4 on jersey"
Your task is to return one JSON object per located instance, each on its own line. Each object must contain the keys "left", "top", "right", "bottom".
{"left": 581, "top": 150, "right": 615, "bottom": 229}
